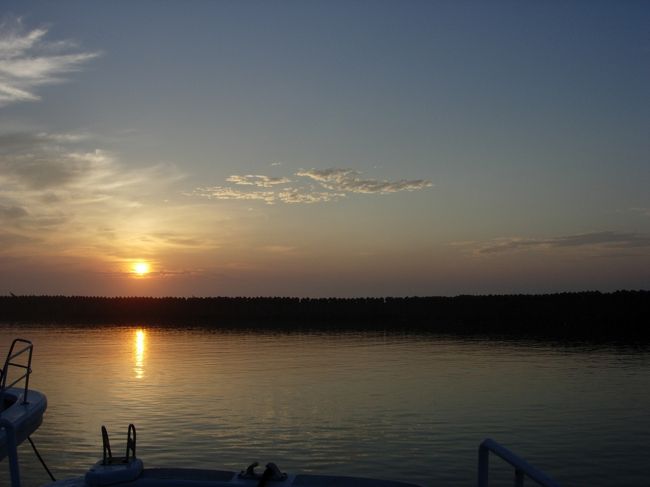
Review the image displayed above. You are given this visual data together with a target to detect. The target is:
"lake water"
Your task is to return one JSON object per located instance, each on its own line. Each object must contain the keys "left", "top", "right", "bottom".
{"left": 0, "top": 325, "right": 649, "bottom": 486}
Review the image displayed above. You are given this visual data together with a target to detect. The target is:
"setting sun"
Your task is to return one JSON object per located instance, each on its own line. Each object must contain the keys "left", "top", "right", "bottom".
{"left": 133, "top": 262, "right": 150, "bottom": 276}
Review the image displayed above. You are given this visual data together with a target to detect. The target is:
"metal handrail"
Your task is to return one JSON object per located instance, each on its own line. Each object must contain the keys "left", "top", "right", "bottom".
{"left": 0, "top": 339, "right": 34, "bottom": 411}
{"left": 478, "top": 438, "right": 562, "bottom": 487}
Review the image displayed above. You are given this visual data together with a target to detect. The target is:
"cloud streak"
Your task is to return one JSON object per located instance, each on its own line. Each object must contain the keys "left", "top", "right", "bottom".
{"left": 477, "top": 231, "right": 650, "bottom": 254}
{"left": 192, "top": 186, "right": 341, "bottom": 205}
{"left": 0, "top": 131, "right": 184, "bottom": 256}
{"left": 0, "top": 17, "right": 99, "bottom": 107}
{"left": 296, "top": 168, "right": 432, "bottom": 194}
{"left": 226, "top": 174, "right": 292, "bottom": 187}
{"left": 0, "top": 132, "right": 172, "bottom": 195}
{"left": 629, "top": 207, "right": 650, "bottom": 217}
{"left": 195, "top": 167, "right": 432, "bottom": 205}
{"left": 193, "top": 186, "right": 277, "bottom": 204}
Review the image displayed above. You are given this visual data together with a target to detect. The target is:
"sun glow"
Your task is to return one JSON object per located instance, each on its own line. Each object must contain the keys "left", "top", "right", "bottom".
{"left": 133, "top": 261, "right": 150, "bottom": 276}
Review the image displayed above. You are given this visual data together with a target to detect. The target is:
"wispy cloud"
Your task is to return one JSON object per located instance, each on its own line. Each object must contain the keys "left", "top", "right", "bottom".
{"left": 193, "top": 186, "right": 341, "bottom": 205}
{"left": 0, "top": 204, "right": 28, "bottom": 219}
{"left": 193, "top": 186, "right": 277, "bottom": 204}
{"left": 297, "top": 168, "right": 432, "bottom": 194}
{"left": 0, "top": 230, "right": 33, "bottom": 247}
{"left": 0, "top": 16, "right": 99, "bottom": 107}
{"left": 276, "top": 188, "right": 341, "bottom": 204}
{"left": 226, "top": 174, "right": 292, "bottom": 187}
{"left": 476, "top": 231, "right": 650, "bottom": 254}
{"left": 259, "top": 245, "right": 296, "bottom": 253}
{"left": 0, "top": 132, "right": 175, "bottom": 195}
{"left": 0, "top": 131, "right": 183, "bottom": 255}
{"left": 629, "top": 207, "right": 650, "bottom": 217}
{"left": 194, "top": 167, "right": 432, "bottom": 205}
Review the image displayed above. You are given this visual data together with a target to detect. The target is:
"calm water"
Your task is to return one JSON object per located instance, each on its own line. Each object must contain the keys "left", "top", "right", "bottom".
{"left": 1, "top": 325, "right": 649, "bottom": 486}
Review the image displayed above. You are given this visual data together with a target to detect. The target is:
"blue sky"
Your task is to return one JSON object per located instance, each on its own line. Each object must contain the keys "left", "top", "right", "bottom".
{"left": 0, "top": 1, "right": 648, "bottom": 296}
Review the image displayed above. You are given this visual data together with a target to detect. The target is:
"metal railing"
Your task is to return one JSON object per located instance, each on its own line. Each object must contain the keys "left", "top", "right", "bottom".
{"left": 478, "top": 438, "right": 562, "bottom": 487}
{"left": 0, "top": 339, "right": 34, "bottom": 411}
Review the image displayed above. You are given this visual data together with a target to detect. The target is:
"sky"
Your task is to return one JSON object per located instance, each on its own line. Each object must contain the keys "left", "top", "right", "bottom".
{"left": 0, "top": 1, "right": 648, "bottom": 297}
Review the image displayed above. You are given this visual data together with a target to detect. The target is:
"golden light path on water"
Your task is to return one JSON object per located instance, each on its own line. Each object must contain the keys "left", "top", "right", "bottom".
{"left": 134, "top": 328, "right": 146, "bottom": 379}
{"left": 0, "top": 328, "right": 649, "bottom": 486}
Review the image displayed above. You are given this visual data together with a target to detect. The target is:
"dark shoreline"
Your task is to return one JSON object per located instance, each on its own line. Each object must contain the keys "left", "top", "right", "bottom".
{"left": 0, "top": 291, "right": 648, "bottom": 340}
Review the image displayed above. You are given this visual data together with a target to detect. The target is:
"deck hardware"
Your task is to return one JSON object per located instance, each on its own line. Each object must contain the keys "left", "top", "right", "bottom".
{"left": 101, "top": 424, "right": 137, "bottom": 465}
{"left": 240, "top": 461, "right": 261, "bottom": 478}
{"left": 478, "top": 438, "right": 562, "bottom": 487}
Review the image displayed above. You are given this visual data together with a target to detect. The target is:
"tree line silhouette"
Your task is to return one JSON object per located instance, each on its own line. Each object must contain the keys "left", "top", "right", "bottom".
{"left": 0, "top": 291, "right": 648, "bottom": 339}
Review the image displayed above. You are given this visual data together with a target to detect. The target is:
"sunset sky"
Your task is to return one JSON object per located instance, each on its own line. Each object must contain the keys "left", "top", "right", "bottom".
{"left": 1, "top": 1, "right": 648, "bottom": 297}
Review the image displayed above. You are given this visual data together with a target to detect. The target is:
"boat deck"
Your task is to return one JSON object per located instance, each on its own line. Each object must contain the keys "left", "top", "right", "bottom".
{"left": 49, "top": 467, "right": 422, "bottom": 487}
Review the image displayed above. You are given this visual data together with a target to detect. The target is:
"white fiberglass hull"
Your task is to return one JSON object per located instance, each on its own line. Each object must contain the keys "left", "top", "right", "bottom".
{"left": 0, "top": 387, "right": 47, "bottom": 461}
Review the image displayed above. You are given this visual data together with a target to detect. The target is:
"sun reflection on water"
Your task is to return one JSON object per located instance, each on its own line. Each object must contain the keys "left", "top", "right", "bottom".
{"left": 134, "top": 328, "right": 146, "bottom": 379}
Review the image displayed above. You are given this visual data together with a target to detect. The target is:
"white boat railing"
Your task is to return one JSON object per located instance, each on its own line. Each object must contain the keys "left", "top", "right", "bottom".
{"left": 0, "top": 338, "right": 34, "bottom": 411}
{"left": 478, "top": 438, "right": 562, "bottom": 487}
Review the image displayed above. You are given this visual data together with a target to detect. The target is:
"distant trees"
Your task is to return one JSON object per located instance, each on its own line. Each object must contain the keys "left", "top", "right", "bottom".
{"left": 0, "top": 291, "right": 648, "bottom": 340}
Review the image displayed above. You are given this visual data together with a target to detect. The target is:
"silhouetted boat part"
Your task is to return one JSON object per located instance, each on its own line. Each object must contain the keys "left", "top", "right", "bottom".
{"left": 0, "top": 339, "right": 562, "bottom": 487}
{"left": 0, "top": 339, "right": 48, "bottom": 479}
